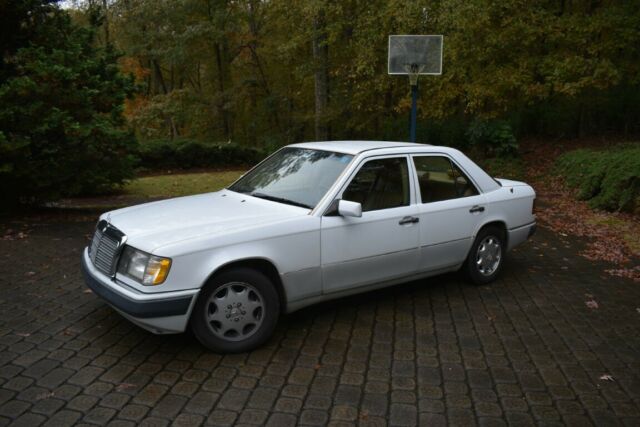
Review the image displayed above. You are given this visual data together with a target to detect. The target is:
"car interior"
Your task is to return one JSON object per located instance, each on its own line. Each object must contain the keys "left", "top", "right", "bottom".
{"left": 414, "top": 156, "right": 478, "bottom": 203}
{"left": 342, "top": 158, "right": 410, "bottom": 212}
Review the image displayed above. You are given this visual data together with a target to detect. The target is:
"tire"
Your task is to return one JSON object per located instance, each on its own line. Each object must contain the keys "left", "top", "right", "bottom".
{"left": 465, "top": 226, "right": 505, "bottom": 285}
{"left": 191, "top": 267, "right": 280, "bottom": 353}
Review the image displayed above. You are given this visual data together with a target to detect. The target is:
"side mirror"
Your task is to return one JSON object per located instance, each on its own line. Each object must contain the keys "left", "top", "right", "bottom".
{"left": 338, "top": 200, "right": 362, "bottom": 218}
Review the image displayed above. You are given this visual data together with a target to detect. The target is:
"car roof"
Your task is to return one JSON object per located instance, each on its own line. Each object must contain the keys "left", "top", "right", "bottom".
{"left": 289, "top": 140, "right": 430, "bottom": 155}
{"left": 287, "top": 140, "right": 501, "bottom": 194}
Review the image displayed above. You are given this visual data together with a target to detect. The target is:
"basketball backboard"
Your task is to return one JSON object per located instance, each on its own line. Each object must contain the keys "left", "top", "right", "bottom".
{"left": 388, "top": 35, "right": 443, "bottom": 76}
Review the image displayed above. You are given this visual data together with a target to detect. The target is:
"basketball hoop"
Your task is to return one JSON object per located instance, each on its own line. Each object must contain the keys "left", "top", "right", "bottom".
{"left": 406, "top": 64, "right": 423, "bottom": 87}
{"left": 388, "top": 35, "right": 443, "bottom": 142}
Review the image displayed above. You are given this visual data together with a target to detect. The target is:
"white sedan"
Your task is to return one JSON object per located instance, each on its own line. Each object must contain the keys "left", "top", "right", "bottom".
{"left": 82, "top": 141, "right": 536, "bottom": 352}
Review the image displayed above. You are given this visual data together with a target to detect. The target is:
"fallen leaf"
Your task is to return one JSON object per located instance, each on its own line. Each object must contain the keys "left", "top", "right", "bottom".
{"left": 585, "top": 300, "right": 599, "bottom": 309}
{"left": 116, "top": 383, "right": 137, "bottom": 391}
{"left": 83, "top": 289, "right": 92, "bottom": 294}
{"left": 36, "top": 391, "right": 55, "bottom": 400}
{"left": 25, "top": 271, "right": 35, "bottom": 276}
{"left": 15, "top": 332, "right": 30, "bottom": 337}
{"left": 599, "top": 374, "right": 614, "bottom": 381}
{"left": 313, "top": 364, "right": 322, "bottom": 370}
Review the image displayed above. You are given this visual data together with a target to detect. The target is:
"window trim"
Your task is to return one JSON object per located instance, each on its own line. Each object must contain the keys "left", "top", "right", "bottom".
{"left": 410, "top": 154, "right": 481, "bottom": 205}
{"left": 323, "top": 154, "right": 416, "bottom": 215}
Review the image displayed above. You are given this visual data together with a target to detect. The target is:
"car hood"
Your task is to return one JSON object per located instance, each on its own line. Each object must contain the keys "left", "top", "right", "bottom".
{"left": 102, "top": 189, "right": 309, "bottom": 253}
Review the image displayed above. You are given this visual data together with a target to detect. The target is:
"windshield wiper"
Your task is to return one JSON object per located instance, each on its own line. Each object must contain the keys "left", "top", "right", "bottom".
{"left": 250, "top": 192, "right": 312, "bottom": 209}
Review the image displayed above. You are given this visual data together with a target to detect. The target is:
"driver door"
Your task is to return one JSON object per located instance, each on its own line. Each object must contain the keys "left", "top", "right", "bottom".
{"left": 320, "top": 156, "right": 420, "bottom": 293}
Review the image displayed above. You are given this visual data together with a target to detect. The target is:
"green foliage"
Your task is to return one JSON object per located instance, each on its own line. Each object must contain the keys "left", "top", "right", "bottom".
{"left": 477, "top": 157, "right": 525, "bottom": 180}
{"left": 138, "top": 139, "right": 265, "bottom": 171}
{"left": 556, "top": 146, "right": 640, "bottom": 212}
{"left": 101, "top": 0, "right": 640, "bottom": 147}
{"left": 0, "top": 1, "right": 137, "bottom": 204}
{"left": 466, "top": 119, "right": 518, "bottom": 157}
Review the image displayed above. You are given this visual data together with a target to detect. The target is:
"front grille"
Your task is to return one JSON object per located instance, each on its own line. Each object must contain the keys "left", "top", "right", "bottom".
{"left": 89, "top": 221, "right": 125, "bottom": 276}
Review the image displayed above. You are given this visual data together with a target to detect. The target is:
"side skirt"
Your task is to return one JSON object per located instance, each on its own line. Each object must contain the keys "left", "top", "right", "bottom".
{"left": 285, "top": 265, "right": 460, "bottom": 313}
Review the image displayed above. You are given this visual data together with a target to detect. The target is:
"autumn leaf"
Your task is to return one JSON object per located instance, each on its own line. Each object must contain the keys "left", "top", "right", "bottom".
{"left": 116, "top": 383, "right": 137, "bottom": 391}
{"left": 585, "top": 300, "right": 599, "bottom": 309}
{"left": 36, "top": 391, "right": 55, "bottom": 400}
{"left": 599, "top": 374, "right": 614, "bottom": 381}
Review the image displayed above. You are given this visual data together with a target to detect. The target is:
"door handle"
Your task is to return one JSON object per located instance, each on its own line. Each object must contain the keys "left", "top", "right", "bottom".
{"left": 399, "top": 216, "right": 419, "bottom": 225}
{"left": 469, "top": 205, "right": 485, "bottom": 213}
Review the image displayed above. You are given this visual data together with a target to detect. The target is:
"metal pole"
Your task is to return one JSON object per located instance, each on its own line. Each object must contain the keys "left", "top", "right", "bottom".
{"left": 410, "top": 82, "right": 418, "bottom": 143}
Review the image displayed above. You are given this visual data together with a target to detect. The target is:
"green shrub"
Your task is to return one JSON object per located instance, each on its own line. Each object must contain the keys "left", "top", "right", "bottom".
{"left": 555, "top": 146, "right": 640, "bottom": 212}
{"left": 138, "top": 139, "right": 266, "bottom": 170}
{"left": 477, "top": 157, "right": 525, "bottom": 180}
{"left": 0, "top": 4, "right": 137, "bottom": 204}
{"left": 466, "top": 119, "right": 518, "bottom": 157}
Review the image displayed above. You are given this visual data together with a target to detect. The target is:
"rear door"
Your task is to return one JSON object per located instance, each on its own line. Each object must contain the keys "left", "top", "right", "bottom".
{"left": 411, "top": 155, "right": 487, "bottom": 272}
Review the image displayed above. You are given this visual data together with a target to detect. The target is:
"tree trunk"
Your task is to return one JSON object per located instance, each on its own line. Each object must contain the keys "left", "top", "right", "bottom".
{"left": 214, "top": 42, "right": 231, "bottom": 141}
{"left": 312, "top": 9, "right": 329, "bottom": 141}
{"left": 152, "top": 60, "right": 178, "bottom": 139}
{"left": 247, "top": 0, "right": 281, "bottom": 134}
{"left": 101, "top": 0, "right": 110, "bottom": 45}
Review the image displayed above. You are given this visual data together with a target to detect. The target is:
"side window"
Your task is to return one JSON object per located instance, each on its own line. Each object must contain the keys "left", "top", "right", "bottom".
{"left": 342, "top": 157, "right": 410, "bottom": 212}
{"left": 413, "top": 156, "right": 479, "bottom": 203}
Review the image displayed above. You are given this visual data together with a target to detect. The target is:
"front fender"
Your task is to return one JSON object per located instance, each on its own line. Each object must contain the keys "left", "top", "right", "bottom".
{"left": 165, "top": 217, "right": 322, "bottom": 305}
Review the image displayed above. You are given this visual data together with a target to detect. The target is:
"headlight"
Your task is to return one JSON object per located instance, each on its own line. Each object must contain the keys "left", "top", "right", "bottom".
{"left": 117, "top": 246, "right": 171, "bottom": 286}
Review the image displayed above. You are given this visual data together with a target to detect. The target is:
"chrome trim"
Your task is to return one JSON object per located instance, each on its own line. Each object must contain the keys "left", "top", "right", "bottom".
{"left": 89, "top": 219, "right": 127, "bottom": 278}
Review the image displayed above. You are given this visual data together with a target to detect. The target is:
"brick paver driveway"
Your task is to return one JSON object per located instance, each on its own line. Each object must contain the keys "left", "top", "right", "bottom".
{"left": 1, "top": 214, "right": 639, "bottom": 426}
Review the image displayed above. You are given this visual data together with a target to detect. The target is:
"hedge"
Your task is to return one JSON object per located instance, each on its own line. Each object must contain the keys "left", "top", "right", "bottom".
{"left": 555, "top": 146, "right": 640, "bottom": 213}
{"left": 138, "top": 139, "right": 266, "bottom": 170}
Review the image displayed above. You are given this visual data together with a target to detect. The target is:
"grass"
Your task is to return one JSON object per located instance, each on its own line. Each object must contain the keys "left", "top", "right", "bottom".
{"left": 123, "top": 171, "right": 244, "bottom": 198}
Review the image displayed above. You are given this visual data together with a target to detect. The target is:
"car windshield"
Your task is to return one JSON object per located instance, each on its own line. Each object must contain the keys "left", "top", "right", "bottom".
{"left": 229, "top": 147, "right": 353, "bottom": 209}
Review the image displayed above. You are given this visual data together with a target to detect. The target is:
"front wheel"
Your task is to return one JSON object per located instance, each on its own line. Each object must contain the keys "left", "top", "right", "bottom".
{"left": 191, "top": 267, "right": 280, "bottom": 353}
{"left": 465, "top": 226, "right": 505, "bottom": 285}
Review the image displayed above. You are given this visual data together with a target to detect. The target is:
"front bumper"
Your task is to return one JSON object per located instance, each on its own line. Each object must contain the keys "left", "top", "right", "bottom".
{"left": 81, "top": 248, "right": 199, "bottom": 334}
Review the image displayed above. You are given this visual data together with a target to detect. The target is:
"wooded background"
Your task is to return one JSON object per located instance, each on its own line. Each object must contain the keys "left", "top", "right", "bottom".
{"left": 1, "top": 0, "right": 639, "bottom": 203}
{"left": 73, "top": 0, "right": 640, "bottom": 146}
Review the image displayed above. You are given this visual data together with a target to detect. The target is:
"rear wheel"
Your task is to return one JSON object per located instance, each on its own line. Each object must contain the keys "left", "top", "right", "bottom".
{"left": 465, "top": 226, "right": 505, "bottom": 285}
{"left": 191, "top": 267, "right": 280, "bottom": 353}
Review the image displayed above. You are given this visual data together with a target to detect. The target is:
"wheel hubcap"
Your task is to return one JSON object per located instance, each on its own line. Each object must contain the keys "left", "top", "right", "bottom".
{"left": 206, "top": 282, "right": 264, "bottom": 341}
{"left": 476, "top": 236, "right": 502, "bottom": 276}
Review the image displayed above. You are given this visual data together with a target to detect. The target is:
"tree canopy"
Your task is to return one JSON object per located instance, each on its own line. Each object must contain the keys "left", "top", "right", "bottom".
{"left": 96, "top": 0, "right": 640, "bottom": 146}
